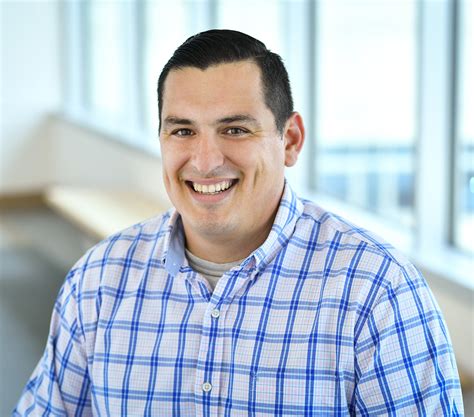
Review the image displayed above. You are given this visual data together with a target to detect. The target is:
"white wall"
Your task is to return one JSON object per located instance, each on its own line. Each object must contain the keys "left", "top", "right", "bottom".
{"left": 0, "top": 1, "right": 61, "bottom": 193}
{"left": 48, "top": 116, "right": 170, "bottom": 207}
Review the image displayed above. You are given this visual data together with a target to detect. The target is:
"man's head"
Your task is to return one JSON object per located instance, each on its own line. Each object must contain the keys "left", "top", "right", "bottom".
{"left": 158, "top": 29, "right": 293, "bottom": 133}
{"left": 158, "top": 30, "right": 305, "bottom": 262}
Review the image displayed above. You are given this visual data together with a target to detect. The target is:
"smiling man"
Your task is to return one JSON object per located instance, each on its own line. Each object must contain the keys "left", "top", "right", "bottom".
{"left": 160, "top": 60, "right": 303, "bottom": 264}
{"left": 15, "top": 30, "right": 463, "bottom": 416}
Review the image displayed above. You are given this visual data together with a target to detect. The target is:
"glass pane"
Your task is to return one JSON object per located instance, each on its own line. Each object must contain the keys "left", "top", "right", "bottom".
{"left": 315, "top": 0, "right": 417, "bottom": 228}
{"left": 216, "top": 0, "right": 284, "bottom": 53}
{"left": 87, "top": 0, "right": 131, "bottom": 120}
{"left": 454, "top": 0, "right": 474, "bottom": 254}
{"left": 145, "top": 0, "right": 190, "bottom": 136}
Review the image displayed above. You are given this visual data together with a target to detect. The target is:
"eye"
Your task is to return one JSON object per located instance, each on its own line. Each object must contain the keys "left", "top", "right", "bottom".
{"left": 172, "top": 128, "right": 194, "bottom": 137}
{"left": 223, "top": 127, "right": 249, "bottom": 136}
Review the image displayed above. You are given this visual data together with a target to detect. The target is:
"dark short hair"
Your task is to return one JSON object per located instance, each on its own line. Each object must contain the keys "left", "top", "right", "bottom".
{"left": 157, "top": 29, "right": 294, "bottom": 133}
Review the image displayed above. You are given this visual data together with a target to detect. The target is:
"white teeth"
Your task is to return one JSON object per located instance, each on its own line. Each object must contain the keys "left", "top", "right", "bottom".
{"left": 192, "top": 180, "right": 234, "bottom": 194}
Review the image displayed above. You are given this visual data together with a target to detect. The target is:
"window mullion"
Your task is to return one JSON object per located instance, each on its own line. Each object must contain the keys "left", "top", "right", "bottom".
{"left": 280, "top": 0, "right": 314, "bottom": 194}
{"left": 416, "top": 0, "right": 453, "bottom": 252}
{"left": 63, "top": 0, "right": 88, "bottom": 117}
{"left": 124, "top": 0, "right": 142, "bottom": 136}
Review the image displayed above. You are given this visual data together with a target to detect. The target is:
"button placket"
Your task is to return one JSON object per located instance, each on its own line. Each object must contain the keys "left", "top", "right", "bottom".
{"left": 195, "top": 302, "right": 225, "bottom": 412}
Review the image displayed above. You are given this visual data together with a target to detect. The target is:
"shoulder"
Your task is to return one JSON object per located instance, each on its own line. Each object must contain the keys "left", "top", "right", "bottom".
{"left": 294, "top": 200, "right": 447, "bottom": 336}
{"left": 66, "top": 209, "right": 176, "bottom": 292}
{"left": 297, "top": 198, "right": 413, "bottom": 270}
{"left": 292, "top": 199, "right": 430, "bottom": 310}
{"left": 89, "top": 208, "right": 174, "bottom": 260}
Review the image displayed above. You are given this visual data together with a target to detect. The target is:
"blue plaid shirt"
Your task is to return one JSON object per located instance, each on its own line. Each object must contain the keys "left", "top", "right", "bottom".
{"left": 15, "top": 183, "right": 463, "bottom": 416}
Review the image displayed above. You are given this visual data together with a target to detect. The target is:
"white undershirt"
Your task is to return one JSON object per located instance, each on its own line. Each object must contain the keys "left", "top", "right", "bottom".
{"left": 185, "top": 249, "right": 243, "bottom": 290}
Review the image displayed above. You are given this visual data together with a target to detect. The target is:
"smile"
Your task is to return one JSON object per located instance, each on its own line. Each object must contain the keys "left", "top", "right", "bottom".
{"left": 186, "top": 179, "right": 238, "bottom": 195}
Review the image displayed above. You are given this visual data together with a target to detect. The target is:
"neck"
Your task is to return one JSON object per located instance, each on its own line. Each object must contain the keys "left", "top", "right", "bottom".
{"left": 183, "top": 214, "right": 275, "bottom": 264}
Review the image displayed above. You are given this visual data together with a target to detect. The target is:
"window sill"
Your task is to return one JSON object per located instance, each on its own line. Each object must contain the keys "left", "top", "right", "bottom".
{"left": 44, "top": 186, "right": 170, "bottom": 241}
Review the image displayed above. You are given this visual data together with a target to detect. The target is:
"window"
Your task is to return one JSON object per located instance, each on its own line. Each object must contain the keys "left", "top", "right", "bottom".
{"left": 63, "top": 0, "right": 472, "bottom": 278}
{"left": 454, "top": 0, "right": 474, "bottom": 254}
{"left": 216, "top": 0, "right": 283, "bottom": 53}
{"left": 144, "top": 1, "right": 188, "bottom": 137}
{"left": 314, "top": 0, "right": 417, "bottom": 229}
{"left": 144, "top": 1, "right": 211, "bottom": 137}
{"left": 87, "top": 1, "right": 129, "bottom": 119}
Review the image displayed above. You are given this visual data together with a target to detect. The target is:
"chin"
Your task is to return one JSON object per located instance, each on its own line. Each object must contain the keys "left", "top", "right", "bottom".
{"left": 192, "top": 216, "right": 237, "bottom": 237}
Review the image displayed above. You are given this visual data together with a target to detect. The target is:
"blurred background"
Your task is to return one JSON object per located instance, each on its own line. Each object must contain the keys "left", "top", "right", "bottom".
{"left": 0, "top": 0, "right": 473, "bottom": 414}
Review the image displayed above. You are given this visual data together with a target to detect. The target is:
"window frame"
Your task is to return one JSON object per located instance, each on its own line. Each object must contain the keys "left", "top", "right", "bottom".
{"left": 61, "top": 0, "right": 473, "bottom": 289}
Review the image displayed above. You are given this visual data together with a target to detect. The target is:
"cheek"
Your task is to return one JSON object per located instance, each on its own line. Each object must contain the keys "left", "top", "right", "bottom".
{"left": 257, "top": 147, "right": 285, "bottom": 177}
{"left": 161, "top": 145, "right": 187, "bottom": 181}
{"left": 240, "top": 141, "right": 283, "bottom": 171}
{"left": 161, "top": 158, "right": 174, "bottom": 186}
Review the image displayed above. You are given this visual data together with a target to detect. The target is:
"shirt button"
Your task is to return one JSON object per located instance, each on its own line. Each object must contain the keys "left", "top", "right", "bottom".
{"left": 211, "top": 309, "right": 220, "bottom": 319}
{"left": 202, "top": 382, "right": 212, "bottom": 392}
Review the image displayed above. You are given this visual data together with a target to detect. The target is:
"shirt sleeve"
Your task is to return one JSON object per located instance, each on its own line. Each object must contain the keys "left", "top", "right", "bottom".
{"left": 13, "top": 267, "right": 92, "bottom": 416}
{"left": 352, "top": 263, "right": 464, "bottom": 416}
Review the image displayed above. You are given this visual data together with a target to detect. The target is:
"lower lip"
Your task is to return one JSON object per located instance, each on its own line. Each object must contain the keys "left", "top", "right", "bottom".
{"left": 188, "top": 182, "right": 237, "bottom": 204}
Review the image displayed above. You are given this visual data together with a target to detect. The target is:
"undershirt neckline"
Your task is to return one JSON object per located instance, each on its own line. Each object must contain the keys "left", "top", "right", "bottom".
{"left": 185, "top": 249, "right": 243, "bottom": 290}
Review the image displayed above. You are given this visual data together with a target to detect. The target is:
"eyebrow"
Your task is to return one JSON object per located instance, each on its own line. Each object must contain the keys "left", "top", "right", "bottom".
{"left": 162, "top": 114, "right": 261, "bottom": 129}
{"left": 215, "top": 114, "right": 260, "bottom": 127}
{"left": 163, "top": 116, "right": 195, "bottom": 127}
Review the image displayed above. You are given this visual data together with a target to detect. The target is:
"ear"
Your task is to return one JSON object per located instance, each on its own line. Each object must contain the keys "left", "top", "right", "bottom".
{"left": 283, "top": 112, "right": 305, "bottom": 167}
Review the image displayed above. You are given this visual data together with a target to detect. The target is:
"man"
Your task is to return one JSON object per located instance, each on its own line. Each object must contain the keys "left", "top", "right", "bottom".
{"left": 15, "top": 29, "right": 463, "bottom": 416}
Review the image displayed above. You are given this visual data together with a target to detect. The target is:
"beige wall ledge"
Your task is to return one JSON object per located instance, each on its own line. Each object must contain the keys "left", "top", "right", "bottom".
{"left": 44, "top": 186, "right": 170, "bottom": 241}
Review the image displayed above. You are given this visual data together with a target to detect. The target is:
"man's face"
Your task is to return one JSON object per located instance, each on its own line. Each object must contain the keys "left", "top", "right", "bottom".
{"left": 159, "top": 61, "right": 301, "bottom": 258}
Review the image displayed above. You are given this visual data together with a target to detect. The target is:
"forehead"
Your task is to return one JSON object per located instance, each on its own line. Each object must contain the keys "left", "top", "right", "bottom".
{"left": 161, "top": 61, "right": 267, "bottom": 118}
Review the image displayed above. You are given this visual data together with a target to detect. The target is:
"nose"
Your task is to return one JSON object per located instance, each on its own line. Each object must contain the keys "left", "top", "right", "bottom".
{"left": 191, "top": 133, "right": 225, "bottom": 175}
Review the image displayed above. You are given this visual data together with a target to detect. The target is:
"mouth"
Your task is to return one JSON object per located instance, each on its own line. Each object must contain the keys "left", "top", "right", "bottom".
{"left": 185, "top": 179, "right": 239, "bottom": 195}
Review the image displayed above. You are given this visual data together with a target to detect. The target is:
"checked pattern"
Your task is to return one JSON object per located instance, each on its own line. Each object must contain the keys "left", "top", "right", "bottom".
{"left": 14, "top": 183, "right": 463, "bottom": 416}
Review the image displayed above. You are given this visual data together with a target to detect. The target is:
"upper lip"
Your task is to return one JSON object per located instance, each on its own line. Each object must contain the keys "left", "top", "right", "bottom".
{"left": 184, "top": 178, "right": 237, "bottom": 185}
